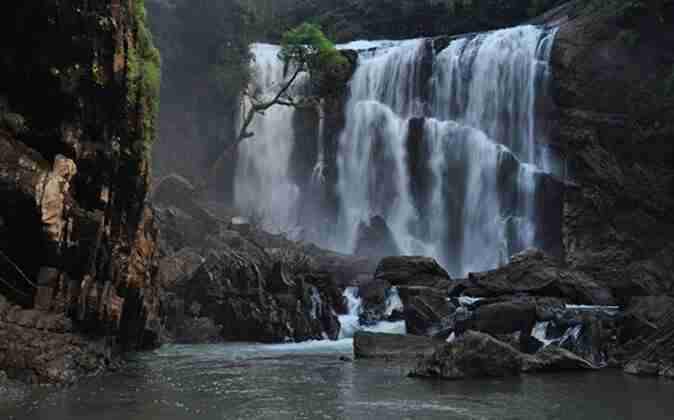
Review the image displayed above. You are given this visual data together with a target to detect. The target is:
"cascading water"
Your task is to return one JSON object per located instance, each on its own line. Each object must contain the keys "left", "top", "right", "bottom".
{"left": 338, "top": 287, "right": 406, "bottom": 339}
{"left": 335, "top": 25, "right": 558, "bottom": 276}
{"left": 235, "top": 26, "right": 558, "bottom": 277}
{"left": 233, "top": 44, "right": 302, "bottom": 232}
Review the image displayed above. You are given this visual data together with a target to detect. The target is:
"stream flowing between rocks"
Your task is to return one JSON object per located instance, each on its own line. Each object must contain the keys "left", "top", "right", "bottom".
{"left": 2, "top": 341, "right": 673, "bottom": 420}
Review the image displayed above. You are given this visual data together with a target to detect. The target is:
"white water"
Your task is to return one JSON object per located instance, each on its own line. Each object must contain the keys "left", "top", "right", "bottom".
{"left": 234, "top": 44, "right": 302, "bottom": 233}
{"left": 335, "top": 26, "right": 558, "bottom": 277}
{"left": 338, "top": 287, "right": 406, "bottom": 339}
{"left": 235, "top": 26, "right": 558, "bottom": 277}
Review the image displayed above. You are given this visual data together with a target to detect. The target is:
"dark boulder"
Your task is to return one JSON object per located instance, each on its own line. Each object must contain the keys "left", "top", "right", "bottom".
{"left": 398, "top": 286, "right": 455, "bottom": 336}
{"left": 375, "top": 256, "right": 451, "bottom": 290}
{"left": 521, "top": 347, "right": 597, "bottom": 373}
{"left": 358, "top": 278, "right": 391, "bottom": 325}
{"left": 410, "top": 331, "right": 523, "bottom": 379}
{"left": 624, "top": 309, "right": 674, "bottom": 379}
{"left": 456, "top": 249, "right": 615, "bottom": 305}
{"left": 354, "top": 215, "right": 401, "bottom": 259}
{"left": 460, "top": 302, "right": 538, "bottom": 352}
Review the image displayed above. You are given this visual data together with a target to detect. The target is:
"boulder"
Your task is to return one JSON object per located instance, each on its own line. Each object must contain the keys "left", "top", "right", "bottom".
{"left": 521, "top": 347, "right": 597, "bottom": 373}
{"left": 456, "top": 249, "right": 615, "bottom": 305}
{"left": 375, "top": 256, "right": 451, "bottom": 290}
{"left": 358, "top": 278, "right": 391, "bottom": 325}
{"left": 398, "top": 286, "right": 455, "bottom": 336}
{"left": 624, "top": 309, "right": 674, "bottom": 379}
{"left": 354, "top": 331, "right": 445, "bottom": 362}
{"left": 410, "top": 331, "right": 523, "bottom": 379}
{"left": 461, "top": 302, "right": 538, "bottom": 352}
{"left": 354, "top": 215, "right": 400, "bottom": 259}
{"left": 625, "top": 295, "right": 674, "bottom": 327}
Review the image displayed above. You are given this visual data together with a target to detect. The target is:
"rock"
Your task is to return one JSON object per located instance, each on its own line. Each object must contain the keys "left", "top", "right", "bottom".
{"left": 461, "top": 302, "right": 538, "bottom": 352}
{"left": 354, "top": 215, "right": 400, "bottom": 259}
{"left": 268, "top": 261, "right": 296, "bottom": 294}
{"left": 624, "top": 309, "right": 674, "bottom": 378}
{"left": 521, "top": 347, "right": 597, "bottom": 373}
{"left": 354, "top": 331, "right": 445, "bottom": 362}
{"left": 157, "top": 248, "right": 204, "bottom": 289}
{"left": 374, "top": 256, "right": 452, "bottom": 290}
{"left": 0, "top": 1, "right": 162, "bottom": 384}
{"left": 410, "top": 331, "right": 523, "bottom": 379}
{"left": 552, "top": 9, "right": 674, "bottom": 290}
{"left": 358, "top": 278, "right": 391, "bottom": 325}
{"left": 457, "top": 249, "right": 616, "bottom": 305}
{"left": 626, "top": 296, "right": 674, "bottom": 327}
{"left": 397, "top": 286, "right": 455, "bottom": 336}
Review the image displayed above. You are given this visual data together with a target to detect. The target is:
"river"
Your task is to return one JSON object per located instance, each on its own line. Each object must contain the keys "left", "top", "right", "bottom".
{"left": 2, "top": 340, "right": 673, "bottom": 420}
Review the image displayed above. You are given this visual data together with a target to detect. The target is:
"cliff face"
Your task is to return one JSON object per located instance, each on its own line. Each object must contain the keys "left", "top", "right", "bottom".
{"left": 551, "top": 4, "right": 674, "bottom": 301}
{"left": 0, "top": 0, "right": 161, "bottom": 384}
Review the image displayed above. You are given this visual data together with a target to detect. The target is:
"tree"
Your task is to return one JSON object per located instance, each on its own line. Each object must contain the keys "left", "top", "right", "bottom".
{"left": 204, "top": 23, "right": 348, "bottom": 186}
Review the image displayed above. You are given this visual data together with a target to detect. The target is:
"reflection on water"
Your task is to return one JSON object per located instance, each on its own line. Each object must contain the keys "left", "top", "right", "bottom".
{"left": 2, "top": 342, "right": 673, "bottom": 420}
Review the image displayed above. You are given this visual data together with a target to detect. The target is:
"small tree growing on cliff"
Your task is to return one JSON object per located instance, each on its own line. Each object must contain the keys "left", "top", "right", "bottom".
{"left": 205, "top": 23, "right": 348, "bottom": 185}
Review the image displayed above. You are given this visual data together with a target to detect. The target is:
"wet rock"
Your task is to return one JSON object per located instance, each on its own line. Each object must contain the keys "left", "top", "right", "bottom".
{"left": 456, "top": 249, "right": 615, "bottom": 305}
{"left": 375, "top": 256, "right": 451, "bottom": 290}
{"left": 411, "top": 331, "right": 523, "bottom": 379}
{"left": 625, "top": 296, "right": 674, "bottom": 327}
{"left": 624, "top": 309, "right": 674, "bottom": 378}
{"left": 354, "top": 331, "right": 445, "bottom": 362}
{"left": 462, "top": 302, "right": 538, "bottom": 352}
{"left": 354, "top": 215, "right": 400, "bottom": 259}
{"left": 521, "top": 347, "right": 597, "bottom": 373}
{"left": 398, "top": 286, "right": 455, "bottom": 336}
{"left": 358, "top": 278, "right": 391, "bottom": 325}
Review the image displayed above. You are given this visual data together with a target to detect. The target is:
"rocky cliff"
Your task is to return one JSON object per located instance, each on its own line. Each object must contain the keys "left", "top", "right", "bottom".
{"left": 551, "top": 2, "right": 674, "bottom": 300}
{"left": 0, "top": 0, "right": 161, "bottom": 384}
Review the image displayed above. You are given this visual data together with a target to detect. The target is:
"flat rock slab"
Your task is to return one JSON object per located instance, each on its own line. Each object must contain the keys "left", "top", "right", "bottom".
{"left": 354, "top": 331, "right": 445, "bottom": 362}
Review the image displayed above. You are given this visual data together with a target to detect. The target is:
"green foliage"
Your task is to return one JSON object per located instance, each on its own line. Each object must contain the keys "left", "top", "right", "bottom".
{"left": 280, "top": 23, "right": 347, "bottom": 75}
{"left": 268, "top": 0, "right": 567, "bottom": 42}
{"left": 128, "top": 0, "right": 161, "bottom": 164}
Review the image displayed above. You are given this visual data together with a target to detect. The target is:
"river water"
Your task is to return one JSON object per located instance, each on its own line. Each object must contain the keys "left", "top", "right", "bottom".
{"left": 2, "top": 340, "right": 673, "bottom": 420}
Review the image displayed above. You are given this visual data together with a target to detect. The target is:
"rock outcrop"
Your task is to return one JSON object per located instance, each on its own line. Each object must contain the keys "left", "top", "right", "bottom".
{"left": 411, "top": 330, "right": 597, "bottom": 380}
{"left": 551, "top": 3, "right": 674, "bottom": 300}
{"left": 452, "top": 249, "right": 615, "bottom": 305}
{"left": 0, "top": 1, "right": 162, "bottom": 384}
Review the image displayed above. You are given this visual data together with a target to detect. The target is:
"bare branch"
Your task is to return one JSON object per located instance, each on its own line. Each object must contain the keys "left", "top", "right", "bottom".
{"left": 0, "top": 249, "right": 38, "bottom": 289}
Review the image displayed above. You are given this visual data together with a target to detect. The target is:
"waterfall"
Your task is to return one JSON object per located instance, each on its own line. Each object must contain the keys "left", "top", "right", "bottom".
{"left": 335, "top": 25, "right": 558, "bottom": 276}
{"left": 235, "top": 25, "right": 559, "bottom": 277}
{"left": 233, "top": 44, "right": 302, "bottom": 233}
{"left": 338, "top": 287, "right": 406, "bottom": 339}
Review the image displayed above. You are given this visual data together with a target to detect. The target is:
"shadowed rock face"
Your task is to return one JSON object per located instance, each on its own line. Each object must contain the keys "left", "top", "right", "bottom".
{"left": 453, "top": 249, "right": 616, "bottom": 305}
{"left": 410, "top": 330, "right": 596, "bottom": 380}
{"left": 0, "top": 1, "right": 161, "bottom": 384}
{"left": 551, "top": 6, "right": 674, "bottom": 298}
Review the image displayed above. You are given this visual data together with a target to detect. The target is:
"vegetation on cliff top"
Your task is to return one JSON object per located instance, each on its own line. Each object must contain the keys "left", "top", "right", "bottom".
{"left": 127, "top": 0, "right": 161, "bottom": 167}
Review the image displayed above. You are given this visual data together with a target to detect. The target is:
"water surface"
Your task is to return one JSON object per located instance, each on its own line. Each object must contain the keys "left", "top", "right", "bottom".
{"left": 2, "top": 340, "right": 673, "bottom": 420}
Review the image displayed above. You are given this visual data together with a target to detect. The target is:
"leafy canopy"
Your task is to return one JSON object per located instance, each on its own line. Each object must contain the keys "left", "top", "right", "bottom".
{"left": 279, "top": 23, "right": 347, "bottom": 75}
